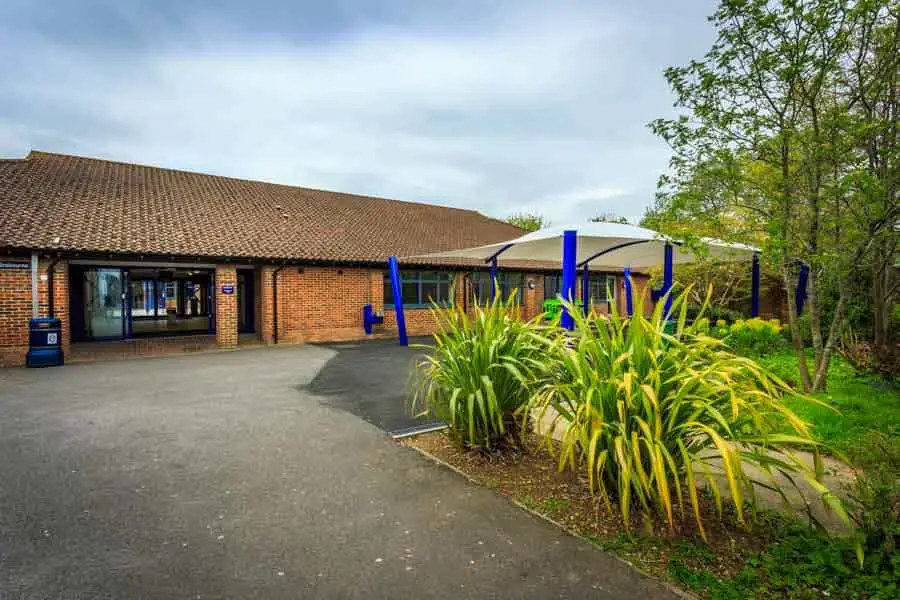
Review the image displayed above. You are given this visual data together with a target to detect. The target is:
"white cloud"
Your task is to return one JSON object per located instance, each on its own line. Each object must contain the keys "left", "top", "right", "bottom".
{"left": 0, "top": 1, "right": 714, "bottom": 222}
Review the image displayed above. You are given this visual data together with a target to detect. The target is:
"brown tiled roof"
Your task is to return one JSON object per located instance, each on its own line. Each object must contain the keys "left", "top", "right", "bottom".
{"left": 0, "top": 151, "right": 541, "bottom": 268}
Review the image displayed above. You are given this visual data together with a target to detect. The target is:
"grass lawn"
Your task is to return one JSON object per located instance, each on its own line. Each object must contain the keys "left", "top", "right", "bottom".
{"left": 755, "top": 349, "right": 900, "bottom": 458}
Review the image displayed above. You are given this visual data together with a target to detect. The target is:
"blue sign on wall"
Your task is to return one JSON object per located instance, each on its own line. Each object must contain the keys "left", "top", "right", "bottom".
{"left": 221, "top": 284, "right": 235, "bottom": 295}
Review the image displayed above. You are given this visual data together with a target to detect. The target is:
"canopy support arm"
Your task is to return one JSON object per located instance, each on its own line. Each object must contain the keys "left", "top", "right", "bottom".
{"left": 577, "top": 239, "right": 653, "bottom": 268}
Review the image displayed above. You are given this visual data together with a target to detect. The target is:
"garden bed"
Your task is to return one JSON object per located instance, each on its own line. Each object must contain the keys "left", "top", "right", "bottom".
{"left": 401, "top": 431, "right": 895, "bottom": 599}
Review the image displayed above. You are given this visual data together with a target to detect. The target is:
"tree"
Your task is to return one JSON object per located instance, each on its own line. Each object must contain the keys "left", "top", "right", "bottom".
{"left": 840, "top": 3, "right": 899, "bottom": 352}
{"left": 590, "top": 213, "right": 630, "bottom": 224}
{"left": 505, "top": 213, "right": 547, "bottom": 232}
{"left": 649, "top": 0, "right": 898, "bottom": 391}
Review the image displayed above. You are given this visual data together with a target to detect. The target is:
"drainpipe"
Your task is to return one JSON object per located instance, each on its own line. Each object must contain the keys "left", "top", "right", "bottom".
{"left": 46, "top": 258, "right": 61, "bottom": 317}
{"left": 31, "top": 252, "right": 39, "bottom": 318}
{"left": 272, "top": 263, "right": 286, "bottom": 344}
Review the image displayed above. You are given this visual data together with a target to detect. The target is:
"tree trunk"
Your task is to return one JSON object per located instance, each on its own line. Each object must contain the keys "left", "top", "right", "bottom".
{"left": 812, "top": 290, "right": 846, "bottom": 392}
{"left": 872, "top": 236, "right": 896, "bottom": 348}
{"left": 782, "top": 265, "right": 813, "bottom": 392}
{"left": 806, "top": 266, "right": 826, "bottom": 374}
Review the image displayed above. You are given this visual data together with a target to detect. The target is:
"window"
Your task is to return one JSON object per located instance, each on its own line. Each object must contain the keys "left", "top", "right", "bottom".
{"left": 544, "top": 275, "right": 562, "bottom": 300}
{"left": 589, "top": 275, "right": 617, "bottom": 304}
{"left": 544, "top": 273, "right": 617, "bottom": 303}
{"left": 470, "top": 271, "right": 523, "bottom": 304}
{"left": 384, "top": 270, "right": 453, "bottom": 307}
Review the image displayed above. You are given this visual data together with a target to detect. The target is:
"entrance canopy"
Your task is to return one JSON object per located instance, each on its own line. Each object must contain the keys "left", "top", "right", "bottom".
{"left": 388, "top": 222, "right": 760, "bottom": 343}
{"left": 412, "top": 222, "right": 757, "bottom": 269}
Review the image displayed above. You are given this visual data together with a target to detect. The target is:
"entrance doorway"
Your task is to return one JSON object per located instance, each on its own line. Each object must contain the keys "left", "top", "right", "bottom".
{"left": 237, "top": 269, "right": 256, "bottom": 333}
{"left": 70, "top": 265, "right": 216, "bottom": 342}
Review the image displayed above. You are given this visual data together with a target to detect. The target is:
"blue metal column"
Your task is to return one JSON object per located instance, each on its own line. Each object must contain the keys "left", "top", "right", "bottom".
{"left": 624, "top": 267, "right": 634, "bottom": 317}
{"left": 662, "top": 243, "right": 674, "bottom": 317}
{"left": 388, "top": 256, "right": 408, "bottom": 346}
{"left": 796, "top": 263, "right": 809, "bottom": 316}
{"left": 751, "top": 254, "right": 760, "bottom": 317}
{"left": 490, "top": 257, "right": 498, "bottom": 301}
{"left": 581, "top": 264, "right": 590, "bottom": 316}
{"left": 560, "top": 230, "right": 577, "bottom": 330}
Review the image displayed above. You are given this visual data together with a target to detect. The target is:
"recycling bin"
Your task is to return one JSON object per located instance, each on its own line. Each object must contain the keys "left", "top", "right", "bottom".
{"left": 26, "top": 317, "right": 64, "bottom": 368}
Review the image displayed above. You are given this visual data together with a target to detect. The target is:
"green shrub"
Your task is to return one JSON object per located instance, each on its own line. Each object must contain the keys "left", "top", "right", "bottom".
{"left": 525, "top": 288, "right": 847, "bottom": 539}
{"left": 727, "top": 317, "right": 786, "bottom": 356}
{"left": 846, "top": 432, "right": 900, "bottom": 572}
{"left": 686, "top": 303, "right": 743, "bottom": 324}
{"left": 411, "top": 292, "right": 543, "bottom": 450}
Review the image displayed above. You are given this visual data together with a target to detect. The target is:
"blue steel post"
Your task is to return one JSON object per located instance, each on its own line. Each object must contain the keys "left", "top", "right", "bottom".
{"left": 560, "top": 230, "right": 577, "bottom": 330}
{"left": 624, "top": 267, "right": 634, "bottom": 317}
{"left": 388, "top": 256, "right": 408, "bottom": 346}
{"left": 751, "top": 254, "right": 760, "bottom": 317}
{"left": 796, "top": 263, "right": 809, "bottom": 316}
{"left": 490, "top": 257, "right": 498, "bottom": 301}
{"left": 663, "top": 243, "right": 674, "bottom": 317}
{"left": 581, "top": 264, "right": 590, "bottom": 316}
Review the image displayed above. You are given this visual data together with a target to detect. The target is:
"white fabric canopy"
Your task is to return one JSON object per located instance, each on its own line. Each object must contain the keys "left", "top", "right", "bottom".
{"left": 412, "top": 222, "right": 757, "bottom": 268}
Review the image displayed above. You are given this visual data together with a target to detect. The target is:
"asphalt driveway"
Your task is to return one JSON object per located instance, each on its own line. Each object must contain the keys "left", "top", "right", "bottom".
{"left": 0, "top": 344, "right": 678, "bottom": 599}
{"left": 310, "top": 337, "right": 443, "bottom": 436}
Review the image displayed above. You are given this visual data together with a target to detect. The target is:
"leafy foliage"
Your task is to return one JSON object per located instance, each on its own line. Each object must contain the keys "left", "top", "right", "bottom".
{"left": 648, "top": 0, "right": 900, "bottom": 393}
{"left": 725, "top": 318, "right": 786, "bottom": 357}
{"left": 411, "top": 292, "right": 542, "bottom": 450}
{"left": 669, "top": 523, "right": 899, "bottom": 599}
{"left": 504, "top": 213, "right": 547, "bottom": 233}
{"left": 846, "top": 432, "right": 900, "bottom": 571}
{"left": 525, "top": 288, "right": 846, "bottom": 538}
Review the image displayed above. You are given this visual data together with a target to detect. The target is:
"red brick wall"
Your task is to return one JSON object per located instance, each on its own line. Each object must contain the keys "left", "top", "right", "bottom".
{"left": 215, "top": 265, "right": 238, "bottom": 349}
{"left": 0, "top": 258, "right": 32, "bottom": 366}
{"left": 256, "top": 267, "right": 555, "bottom": 344}
{"left": 260, "top": 266, "right": 384, "bottom": 344}
{"left": 0, "top": 257, "right": 70, "bottom": 367}
{"left": 0, "top": 258, "right": 657, "bottom": 367}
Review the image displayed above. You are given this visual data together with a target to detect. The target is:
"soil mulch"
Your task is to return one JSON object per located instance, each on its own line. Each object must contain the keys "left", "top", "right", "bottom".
{"left": 401, "top": 431, "right": 790, "bottom": 594}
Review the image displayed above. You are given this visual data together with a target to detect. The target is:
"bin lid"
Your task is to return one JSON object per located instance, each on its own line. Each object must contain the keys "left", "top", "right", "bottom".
{"left": 30, "top": 317, "right": 62, "bottom": 327}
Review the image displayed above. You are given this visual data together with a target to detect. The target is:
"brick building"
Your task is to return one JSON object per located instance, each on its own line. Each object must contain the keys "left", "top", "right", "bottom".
{"left": 0, "top": 151, "right": 650, "bottom": 366}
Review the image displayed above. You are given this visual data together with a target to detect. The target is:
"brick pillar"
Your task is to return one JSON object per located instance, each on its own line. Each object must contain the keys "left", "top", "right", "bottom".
{"left": 51, "top": 261, "right": 70, "bottom": 357}
{"left": 260, "top": 266, "right": 275, "bottom": 344}
{"left": 522, "top": 272, "right": 542, "bottom": 320}
{"left": 215, "top": 265, "right": 238, "bottom": 349}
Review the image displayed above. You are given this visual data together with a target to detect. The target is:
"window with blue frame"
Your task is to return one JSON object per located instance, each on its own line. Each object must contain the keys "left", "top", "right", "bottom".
{"left": 384, "top": 270, "right": 453, "bottom": 307}
{"left": 470, "top": 271, "right": 523, "bottom": 304}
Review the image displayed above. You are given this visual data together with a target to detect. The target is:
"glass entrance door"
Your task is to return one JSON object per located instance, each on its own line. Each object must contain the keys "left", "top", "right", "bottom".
{"left": 83, "top": 268, "right": 125, "bottom": 339}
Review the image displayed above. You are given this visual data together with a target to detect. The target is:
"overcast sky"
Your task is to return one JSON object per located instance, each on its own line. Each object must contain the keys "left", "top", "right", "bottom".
{"left": 0, "top": 0, "right": 717, "bottom": 224}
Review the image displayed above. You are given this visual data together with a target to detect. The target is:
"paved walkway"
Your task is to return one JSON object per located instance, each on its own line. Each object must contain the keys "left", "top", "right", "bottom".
{"left": 0, "top": 345, "right": 678, "bottom": 599}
